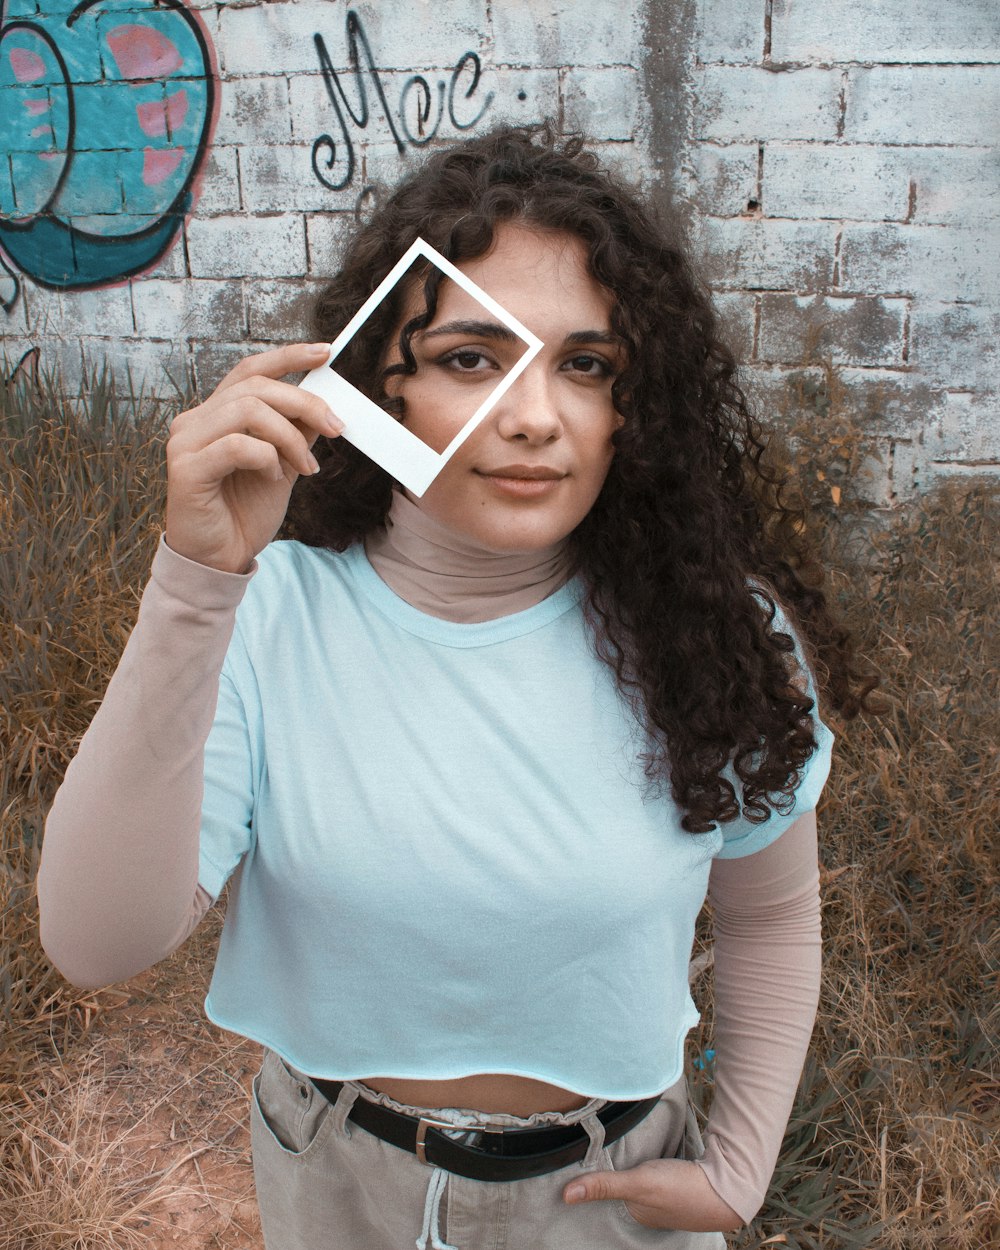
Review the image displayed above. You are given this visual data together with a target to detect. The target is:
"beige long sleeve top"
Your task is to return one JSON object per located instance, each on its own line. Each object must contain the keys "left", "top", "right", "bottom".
{"left": 38, "top": 530, "right": 822, "bottom": 1225}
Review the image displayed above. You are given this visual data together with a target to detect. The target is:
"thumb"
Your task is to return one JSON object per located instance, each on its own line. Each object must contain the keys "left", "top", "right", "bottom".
{"left": 563, "top": 1170, "right": 625, "bottom": 1204}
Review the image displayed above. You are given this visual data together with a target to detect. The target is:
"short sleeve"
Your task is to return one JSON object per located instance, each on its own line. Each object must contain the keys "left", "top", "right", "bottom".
{"left": 713, "top": 594, "right": 835, "bottom": 860}
{"left": 197, "top": 632, "right": 261, "bottom": 899}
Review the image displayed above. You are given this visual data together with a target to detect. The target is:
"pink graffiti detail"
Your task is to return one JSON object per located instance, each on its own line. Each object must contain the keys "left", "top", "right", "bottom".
{"left": 9, "top": 48, "right": 46, "bottom": 83}
{"left": 106, "top": 25, "right": 182, "bottom": 80}
{"left": 30, "top": 124, "right": 54, "bottom": 140}
{"left": 136, "top": 88, "right": 189, "bottom": 138}
{"left": 142, "top": 146, "right": 185, "bottom": 186}
{"left": 39, "top": 152, "right": 62, "bottom": 162}
{"left": 24, "top": 98, "right": 50, "bottom": 115}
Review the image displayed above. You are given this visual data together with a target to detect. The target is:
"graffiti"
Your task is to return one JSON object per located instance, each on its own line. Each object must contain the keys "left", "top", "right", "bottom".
{"left": 2, "top": 344, "right": 38, "bottom": 388}
{"left": 312, "top": 9, "right": 494, "bottom": 193}
{"left": 0, "top": 0, "right": 215, "bottom": 294}
{"left": 0, "top": 249, "right": 18, "bottom": 312}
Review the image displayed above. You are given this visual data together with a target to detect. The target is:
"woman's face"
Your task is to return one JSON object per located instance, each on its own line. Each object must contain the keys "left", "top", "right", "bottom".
{"left": 383, "top": 223, "right": 625, "bottom": 553}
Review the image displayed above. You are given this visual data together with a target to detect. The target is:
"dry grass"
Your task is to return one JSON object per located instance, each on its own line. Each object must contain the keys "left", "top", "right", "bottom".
{"left": 0, "top": 910, "right": 261, "bottom": 1249}
{"left": 2, "top": 359, "right": 998, "bottom": 1247}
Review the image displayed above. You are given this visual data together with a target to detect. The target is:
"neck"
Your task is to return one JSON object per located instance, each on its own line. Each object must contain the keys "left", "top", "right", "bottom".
{"left": 364, "top": 491, "right": 574, "bottom": 623}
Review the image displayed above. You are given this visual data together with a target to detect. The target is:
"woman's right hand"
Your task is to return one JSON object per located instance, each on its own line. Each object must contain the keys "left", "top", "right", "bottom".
{"left": 164, "top": 344, "right": 343, "bottom": 574}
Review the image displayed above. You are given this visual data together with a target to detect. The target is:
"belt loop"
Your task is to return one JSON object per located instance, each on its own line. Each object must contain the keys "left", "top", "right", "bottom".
{"left": 330, "top": 1081, "right": 361, "bottom": 1139}
{"left": 580, "top": 1107, "right": 607, "bottom": 1170}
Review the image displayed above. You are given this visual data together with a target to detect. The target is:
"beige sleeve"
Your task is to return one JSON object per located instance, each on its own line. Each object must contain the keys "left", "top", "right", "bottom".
{"left": 695, "top": 810, "right": 823, "bottom": 1224}
{"left": 37, "top": 533, "right": 258, "bottom": 990}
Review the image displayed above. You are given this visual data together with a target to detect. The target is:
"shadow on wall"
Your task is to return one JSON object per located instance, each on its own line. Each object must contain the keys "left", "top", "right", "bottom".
{"left": 0, "top": 0, "right": 216, "bottom": 296}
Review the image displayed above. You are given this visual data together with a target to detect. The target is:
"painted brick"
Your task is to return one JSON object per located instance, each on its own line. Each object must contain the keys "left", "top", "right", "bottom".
{"left": 908, "top": 303, "right": 1000, "bottom": 390}
{"left": 33, "top": 335, "right": 83, "bottom": 384}
{"left": 214, "top": 75, "right": 292, "bottom": 147}
{"left": 845, "top": 67, "right": 1000, "bottom": 147}
{"left": 906, "top": 149, "right": 1000, "bottom": 226}
{"left": 839, "top": 224, "right": 997, "bottom": 302}
{"left": 693, "top": 217, "right": 838, "bottom": 291}
{"left": 360, "top": 139, "right": 429, "bottom": 194}
{"left": 926, "top": 392, "right": 1000, "bottom": 465}
{"left": 0, "top": 153, "right": 16, "bottom": 218}
{"left": 187, "top": 213, "right": 307, "bottom": 279}
{"left": 288, "top": 62, "right": 502, "bottom": 160}
{"left": 287, "top": 75, "right": 414, "bottom": 192}
{"left": 692, "top": 67, "right": 840, "bottom": 142}
{"left": 240, "top": 145, "right": 351, "bottom": 213}
{"left": 380, "top": 65, "right": 498, "bottom": 143}
{"left": 287, "top": 72, "right": 335, "bottom": 144}
{"left": 306, "top": 213, "right": 357, "bottom": 278}
{"left": 141, "top": 233, "right": 189, "bottom": 281}
{"left": 695, "top": 0, "right": 763, "bottom": 65}
{"left": 750, "top": 364, "right": 940, "bottom": 439}
{"left": 133, "top": 279, "right": 245, "bottom": 341}
{"left": 2, "top": 274, "right": 30, "bottom": 334}
{"left": 491, "top": 3, "right": 640, "bottom": 67}
{"left": 770, "top": 0, "right": 1000, "bottom": 66}
{"left": 192, "top": 145, "right": 241, "bottom": 215}
{"left": 482, "top": 67, "right": 561, "bottom": 129}
{"left": 764, "top": 144, "right": 910, "bottom": 222}
{"left": 711, "top": 291, "right": 756, "bottom": 361}
{"left": 79, "top": 337, "right": 191, "bottom": 398}
{"left": 688, "top": 145, "right": 759, "bottom": 216}
{"left": 1, "top": 337, "right": 34, "bottom": 378}
{"left": 247, "top": 280, "right": 329, "bottom": 339}
{"left": 330, "top": 2, "right": 487, "bottom": 71}
{"left": 219, "top": 3, "right": 335, "bottom": 76}
{"left": 758, "top": 295, "right": 906, "bottom": 366}
{"left": 563, "top": 67, "right": 640, "bottom": 141}
{"left": 47, "top": 149, "right": 123, "bottom": 218}
{"left": 192, "top": 339, "right": 280, "bottom": 394}
{"left": 40, "top": 285, "right": 136, "bottom": 338}
{"left": 221, "top": 2, "right": 486, "bottom": 76}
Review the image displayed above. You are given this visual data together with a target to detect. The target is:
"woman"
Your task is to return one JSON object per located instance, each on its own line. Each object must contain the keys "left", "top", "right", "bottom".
{"left": 38, "top": 125, "right": 873, "bottom": 1250}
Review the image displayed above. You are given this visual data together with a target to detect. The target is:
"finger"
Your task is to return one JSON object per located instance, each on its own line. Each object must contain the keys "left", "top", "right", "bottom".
{"left": 564, "top": 1161, "right": 666, "bottom": 1206}
{"left": 563, "top": 1169, "right": 625, "bottom": 1205}
{"left": 215, "top": 342, "right": 332, "bottom": 395}
{"left": 222, "top": 397, "right": 325, "bottom": 479}
{"left": 174, "top": 398, "right": 319, "bottom": 482}
{"left": 194, "top": 429, "right": 290, "bottom": 485}
{"left": 216, "top": 376, "right": 344, "bottom": 443}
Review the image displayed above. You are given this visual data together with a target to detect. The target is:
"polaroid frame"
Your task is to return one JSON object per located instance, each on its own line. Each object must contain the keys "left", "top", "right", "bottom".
{"left": 299, "top": 238, "right": 544, "bottom": 497}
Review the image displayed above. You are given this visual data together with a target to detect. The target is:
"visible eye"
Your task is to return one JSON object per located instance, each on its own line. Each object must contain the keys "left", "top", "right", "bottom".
{"left": 438, "top": 348, "right": 497, "bottom": 373}
{"left": 562, "top": 353, "right": 613, "bottom": 378}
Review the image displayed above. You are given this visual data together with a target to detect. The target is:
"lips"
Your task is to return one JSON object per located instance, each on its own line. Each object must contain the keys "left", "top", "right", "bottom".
{"left": 478, "top": 465, "right": 566, "bottom": 480}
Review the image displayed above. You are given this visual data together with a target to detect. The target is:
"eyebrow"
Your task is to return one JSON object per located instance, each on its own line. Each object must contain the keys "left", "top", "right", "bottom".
{"left": 420, "top": 319, "right": 519, "bottom": 342}
{"left": 419, "top": 319, "right": 624, "bottom": 350}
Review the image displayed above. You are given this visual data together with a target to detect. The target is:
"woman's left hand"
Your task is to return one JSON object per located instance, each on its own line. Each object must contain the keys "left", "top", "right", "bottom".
{"left": 562, "top": 1158, "right": 743, "bottom": 1232}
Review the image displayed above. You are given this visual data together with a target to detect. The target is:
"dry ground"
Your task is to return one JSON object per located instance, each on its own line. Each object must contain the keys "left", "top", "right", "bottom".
{"left": 1, "top": 908, "right": 264, "bottom": 1250}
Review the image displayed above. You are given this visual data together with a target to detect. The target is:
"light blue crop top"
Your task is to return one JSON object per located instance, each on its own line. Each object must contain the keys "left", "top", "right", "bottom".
{"left": 199, "top": 540, "right": 833, "bottom": 1100}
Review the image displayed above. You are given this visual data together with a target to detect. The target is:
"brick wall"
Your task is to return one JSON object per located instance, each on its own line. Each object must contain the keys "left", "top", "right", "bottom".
{"left": 680, "top": 0, "right": 1000, "bottom": 501}
{"left": 2, "top": 0, "right": 996, "bottom": 500}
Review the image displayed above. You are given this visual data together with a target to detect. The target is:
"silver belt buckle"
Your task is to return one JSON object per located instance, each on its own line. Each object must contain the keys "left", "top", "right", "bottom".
{"left": 414, "top": 1115, "right": 504, "bottom": 1165}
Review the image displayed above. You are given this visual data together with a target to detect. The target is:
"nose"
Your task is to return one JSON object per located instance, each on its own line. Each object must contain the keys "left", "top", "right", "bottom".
{"left": 493, "top": 357, "right": 563, "bottom": 445}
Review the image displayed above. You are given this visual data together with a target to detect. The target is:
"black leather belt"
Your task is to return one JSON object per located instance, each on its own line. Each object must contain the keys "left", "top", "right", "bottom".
{"left": 311, "top": 1079, "right": 661, "bottom": 1182}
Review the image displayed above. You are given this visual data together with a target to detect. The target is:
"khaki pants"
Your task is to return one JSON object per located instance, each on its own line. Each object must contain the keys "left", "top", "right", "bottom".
{"left": 251, "top": 1049, "right": 727, "bottom": 1250}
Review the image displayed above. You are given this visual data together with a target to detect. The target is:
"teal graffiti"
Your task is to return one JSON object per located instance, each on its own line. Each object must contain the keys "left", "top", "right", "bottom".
{"left": 0, "top": 0, "right": 215, "bottom": 291}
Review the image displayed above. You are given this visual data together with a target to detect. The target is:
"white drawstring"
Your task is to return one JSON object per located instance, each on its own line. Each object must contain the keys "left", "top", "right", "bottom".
{"left": 416, "top": 1166, "right": 457, "bottom": 1250}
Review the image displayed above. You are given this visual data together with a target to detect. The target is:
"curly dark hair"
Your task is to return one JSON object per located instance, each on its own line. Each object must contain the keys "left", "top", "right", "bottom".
{"left": 279, "top": 123, "right": 877, "bottom": 834}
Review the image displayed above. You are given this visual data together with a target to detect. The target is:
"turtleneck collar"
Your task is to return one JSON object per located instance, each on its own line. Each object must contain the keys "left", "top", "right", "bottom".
{"left": 364, "top": 490, "right": 575, "bottom": 623}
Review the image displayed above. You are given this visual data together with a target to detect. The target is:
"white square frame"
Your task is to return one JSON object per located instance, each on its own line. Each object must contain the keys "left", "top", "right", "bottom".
{"left": 299, "top": 237, "right": 544, "bottom": 497}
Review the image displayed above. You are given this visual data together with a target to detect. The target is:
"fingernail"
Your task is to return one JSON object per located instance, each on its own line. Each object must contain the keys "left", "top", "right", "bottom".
{"left": 325, "top": 410, "right": 344, "bottom": 435}
{"left": 310, "top": 342, "right": 330, "bottom": 356}
{"left": 306, "top": 452, "right": 321, "bottom": 474}
{"left": 565, "top": 1184, "right": 586, "bottom": 1203}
